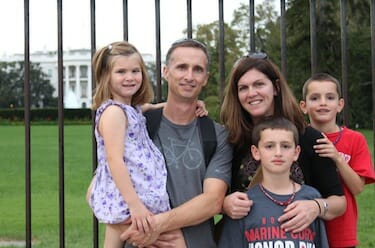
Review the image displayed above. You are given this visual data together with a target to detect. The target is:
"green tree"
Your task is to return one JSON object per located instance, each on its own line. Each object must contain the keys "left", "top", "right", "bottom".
{"left": 176, "top": 0, "right": 372, "bottom": 127}
{"left": 230, "top": 1, "right": 279, "bottom": 53}
{"left": 190, "top": 1, "right": 279, "bottom": 121}
{"left": 284, "top": 0, "right": 372, "bottom": 128}
{"left": 346, "top": 0, "right": 372, "bottom": 128}
{"left": 0, "top": 61, "right": 57, "bottom": 108}
{"left": 189, "top": 22, "right": 244, "bottom": 121}
{"left": 257, "top": 0, "right": 372, "bottom": 128}
{"left": 0, "top": 61, "right": 23, "bottom": 108}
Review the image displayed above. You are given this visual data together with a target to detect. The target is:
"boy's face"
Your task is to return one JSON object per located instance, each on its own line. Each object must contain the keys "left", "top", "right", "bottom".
{"left": 251, "top": 129, "right": 300, "bottom": 175}
{"left": 300, "top": 80, "right": 344, "bottom": 125}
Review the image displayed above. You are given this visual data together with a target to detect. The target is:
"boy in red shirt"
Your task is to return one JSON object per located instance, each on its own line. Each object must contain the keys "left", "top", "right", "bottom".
{"left": 300, "top": 72, "right": 375, "bottom": 247}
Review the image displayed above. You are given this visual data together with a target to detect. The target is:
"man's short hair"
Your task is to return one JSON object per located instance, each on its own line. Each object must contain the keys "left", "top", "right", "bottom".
{"left": 165, "top": 38, "right": 210, "bottom": 70}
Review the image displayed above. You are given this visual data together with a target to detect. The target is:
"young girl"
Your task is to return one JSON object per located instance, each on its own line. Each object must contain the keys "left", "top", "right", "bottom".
{"left": 86, "top": 41, "right": 186, "bottom": 248}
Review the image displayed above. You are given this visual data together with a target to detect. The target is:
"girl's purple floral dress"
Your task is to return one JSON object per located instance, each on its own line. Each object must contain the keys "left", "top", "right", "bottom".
{"left": 88, "top": 100, "right": 170, "bottom": 224}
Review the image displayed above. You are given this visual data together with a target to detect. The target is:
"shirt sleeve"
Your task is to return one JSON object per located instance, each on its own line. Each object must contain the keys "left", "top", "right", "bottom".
{"left": 206, "top": 123, "right": 233, "bottom": 186}
{"left": 346, "top": 129, "right": 375, "bottom": 184}
{"left": 298, "top": 126, "right": 344, "bottom": 198}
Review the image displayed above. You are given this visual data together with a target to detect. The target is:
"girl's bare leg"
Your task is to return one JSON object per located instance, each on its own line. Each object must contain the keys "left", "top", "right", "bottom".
{"left": 104, "top": 223, "right": 129, "bottom": 248}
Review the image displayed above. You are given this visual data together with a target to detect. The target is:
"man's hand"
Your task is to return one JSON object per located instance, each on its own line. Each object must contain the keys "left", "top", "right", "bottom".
{"left": 222, "top": 191, "right": 253, "bottom": 219}
{"left": 278, "top": 200, "right": 320, "bottom": 233}
{"left": 147, "top": 229, "right": 185, "bottom": 248}
{"left": 121, "top": 215, "right": 162, "bottom": 247}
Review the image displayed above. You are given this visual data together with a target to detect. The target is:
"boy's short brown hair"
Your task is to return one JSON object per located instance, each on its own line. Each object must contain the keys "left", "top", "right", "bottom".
{"left": 251, "top": 117, "right": 299, "bottom": 146}
{"left": 302, "top": 73, "right": 341, "bottom": 100}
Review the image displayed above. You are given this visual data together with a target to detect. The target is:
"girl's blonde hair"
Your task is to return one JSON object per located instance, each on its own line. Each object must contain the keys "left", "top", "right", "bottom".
{"left": 92, "top": 41, "right": 153, "bottom": 110}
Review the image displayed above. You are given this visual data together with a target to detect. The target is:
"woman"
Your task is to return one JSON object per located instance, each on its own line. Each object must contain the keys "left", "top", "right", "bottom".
{"left": 220, "top": 53, "right": 346, "bottom": 233}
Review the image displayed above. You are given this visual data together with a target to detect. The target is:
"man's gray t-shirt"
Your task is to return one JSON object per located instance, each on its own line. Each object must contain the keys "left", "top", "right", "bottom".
{"left": 153, "top": 116, "right": 232, "bottom": 248}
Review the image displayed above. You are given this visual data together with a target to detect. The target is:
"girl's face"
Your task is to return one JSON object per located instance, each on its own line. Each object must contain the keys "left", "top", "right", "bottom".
{"left": 109, "top": 54, "right": 143, "bottom": 105}
{"left": 237, "top": 69, "right": 277, "bottom": 124}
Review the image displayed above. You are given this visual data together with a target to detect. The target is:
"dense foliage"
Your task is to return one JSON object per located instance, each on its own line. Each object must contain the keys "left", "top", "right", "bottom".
{"left": 0, "top": 1, "right": 372, "bottom": 128}
{"left": 192, "top": 0, "right": 372, "bottom": 128}
{"left": 0, "top": 61, "right": 57, "bottom": 109}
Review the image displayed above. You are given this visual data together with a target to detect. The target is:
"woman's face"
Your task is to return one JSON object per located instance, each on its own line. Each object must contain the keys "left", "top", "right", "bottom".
{"left": 237, "top": 69, "right": 277, "bottom": 123}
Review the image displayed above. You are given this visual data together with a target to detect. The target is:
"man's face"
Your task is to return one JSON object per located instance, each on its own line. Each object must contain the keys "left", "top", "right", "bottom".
{"left": 163, "top": 47, "right": 209, "bottom": 101}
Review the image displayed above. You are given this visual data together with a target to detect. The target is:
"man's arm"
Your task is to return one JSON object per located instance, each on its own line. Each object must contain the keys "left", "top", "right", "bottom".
{"left": 121, "top": 178, "right": 228, "bottom": 246}
{"left": 156, "top": 178, "right": 227, "bottom": 228}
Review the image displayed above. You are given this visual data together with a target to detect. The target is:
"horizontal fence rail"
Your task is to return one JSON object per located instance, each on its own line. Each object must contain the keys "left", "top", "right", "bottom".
{"left": 18, "top": 0, "right": 375, "bottom": 247}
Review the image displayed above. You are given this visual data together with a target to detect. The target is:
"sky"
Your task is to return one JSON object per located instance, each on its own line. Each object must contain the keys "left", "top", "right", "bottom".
{"left": 0, "top": 0, "right": 262, "bottom": 58}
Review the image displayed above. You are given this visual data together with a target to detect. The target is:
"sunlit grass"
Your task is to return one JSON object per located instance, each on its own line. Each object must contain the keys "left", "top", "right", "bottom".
{"left": 0, "top": 125, "right": 374, "bottom": 247}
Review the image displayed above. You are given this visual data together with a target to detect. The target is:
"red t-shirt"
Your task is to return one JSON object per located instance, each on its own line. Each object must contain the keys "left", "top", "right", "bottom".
{"left": 325, "top": 127, "right": 375, "bottom": 247}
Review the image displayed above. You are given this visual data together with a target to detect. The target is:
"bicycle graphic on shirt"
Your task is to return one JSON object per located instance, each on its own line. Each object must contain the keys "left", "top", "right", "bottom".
{"left": 162, "top": 137, "right": 204, "bottom": 170}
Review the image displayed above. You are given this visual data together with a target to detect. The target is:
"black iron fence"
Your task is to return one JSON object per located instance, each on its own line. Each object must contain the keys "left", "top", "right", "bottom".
{"left": 19, "top": 0, "right": 375, "bottom": 247}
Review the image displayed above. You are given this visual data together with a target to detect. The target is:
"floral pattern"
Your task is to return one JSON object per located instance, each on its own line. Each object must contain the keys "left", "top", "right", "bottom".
{"left": 88, "top": 100, "right": 170, "bottom": 224}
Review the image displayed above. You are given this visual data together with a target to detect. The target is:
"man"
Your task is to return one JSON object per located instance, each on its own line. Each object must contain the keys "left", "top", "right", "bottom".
{"left": 121, "top": 39, "right": 232, "bottom": 247}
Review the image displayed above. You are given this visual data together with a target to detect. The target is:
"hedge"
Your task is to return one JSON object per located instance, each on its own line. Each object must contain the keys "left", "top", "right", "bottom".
{"left": 0, "top": 108, "right": 92, "bottom": 123}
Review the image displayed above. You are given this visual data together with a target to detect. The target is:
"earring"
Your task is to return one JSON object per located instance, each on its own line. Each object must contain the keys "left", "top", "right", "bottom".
{"left": 290, "top": 161, "right": 304, "bottom": 184}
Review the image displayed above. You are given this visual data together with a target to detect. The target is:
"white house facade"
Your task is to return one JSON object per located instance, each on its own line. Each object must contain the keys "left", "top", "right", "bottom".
{"left": 1, "top": 49, "right": 155, "bottom": 109}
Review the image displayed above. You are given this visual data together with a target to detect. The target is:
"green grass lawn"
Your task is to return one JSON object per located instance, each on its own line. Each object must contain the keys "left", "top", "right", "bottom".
{"left": 0, "top": 125, "right": 374, "bottom": 247}
{"left": 0, "top": 125, "right": 104, "bottom": 247}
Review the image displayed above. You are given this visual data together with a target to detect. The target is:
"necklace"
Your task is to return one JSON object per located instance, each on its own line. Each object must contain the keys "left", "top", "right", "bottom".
{"left": 259, "top": 182, "right": 296, "bottom": 206}
{"left": 332, "top": 126, "right": 343, "bottom": 145}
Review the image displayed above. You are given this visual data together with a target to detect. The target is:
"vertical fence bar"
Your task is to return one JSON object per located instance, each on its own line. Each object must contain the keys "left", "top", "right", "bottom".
{"left": 89, "top": 0, "right": 99, "bottom": 247}
{"left": 187, "top": 0, "right": 192, "bottom": 38}
{"left": 57, "top": 0, "right": 65, "bottom": 247}
{"left": 340, "top": 0, "right": 349, "bottom": 126}
{"left": 23, "top": 0, "right": 31, "bottom": 247}
{"left": 155, "top": 0, "right": 162, "bottom": 102}
{"left": 280, "top": 0, "right": 287, "bottom": 78}
{"left": 123, "top": 0, "right": 128, "bottom": 41}
{"left": 371, "top": 0, "right": 375, "bottom": 158}
{"left": 15, "top": 0, "right": 375, "bottom": 246}
{"left": 218, "top": 0, "right": 225, "bottom": 102}
{"left": 249, "top": 0, "right": 255, "bottom": 52}
{"left": 310, "top": 0, "right": 317, "bottom": 73}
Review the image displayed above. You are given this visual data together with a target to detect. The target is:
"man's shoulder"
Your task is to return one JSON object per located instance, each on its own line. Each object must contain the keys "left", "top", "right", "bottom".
{"left": 144, "top": 108, "right": 163, "bottom": 119}
{"left": 144, "top": 108, "right": 163, "bottom": 139}
{"left": 202, "top": 117, "right": 228, "bottom": 133}
{"left": 201, "top": 118, "right": 230, "bottom": 145}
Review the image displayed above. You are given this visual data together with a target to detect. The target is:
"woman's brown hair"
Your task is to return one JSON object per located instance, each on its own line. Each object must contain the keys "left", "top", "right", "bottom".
{"left": 220, "top": 55, "right": 305, "bottom": 151}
